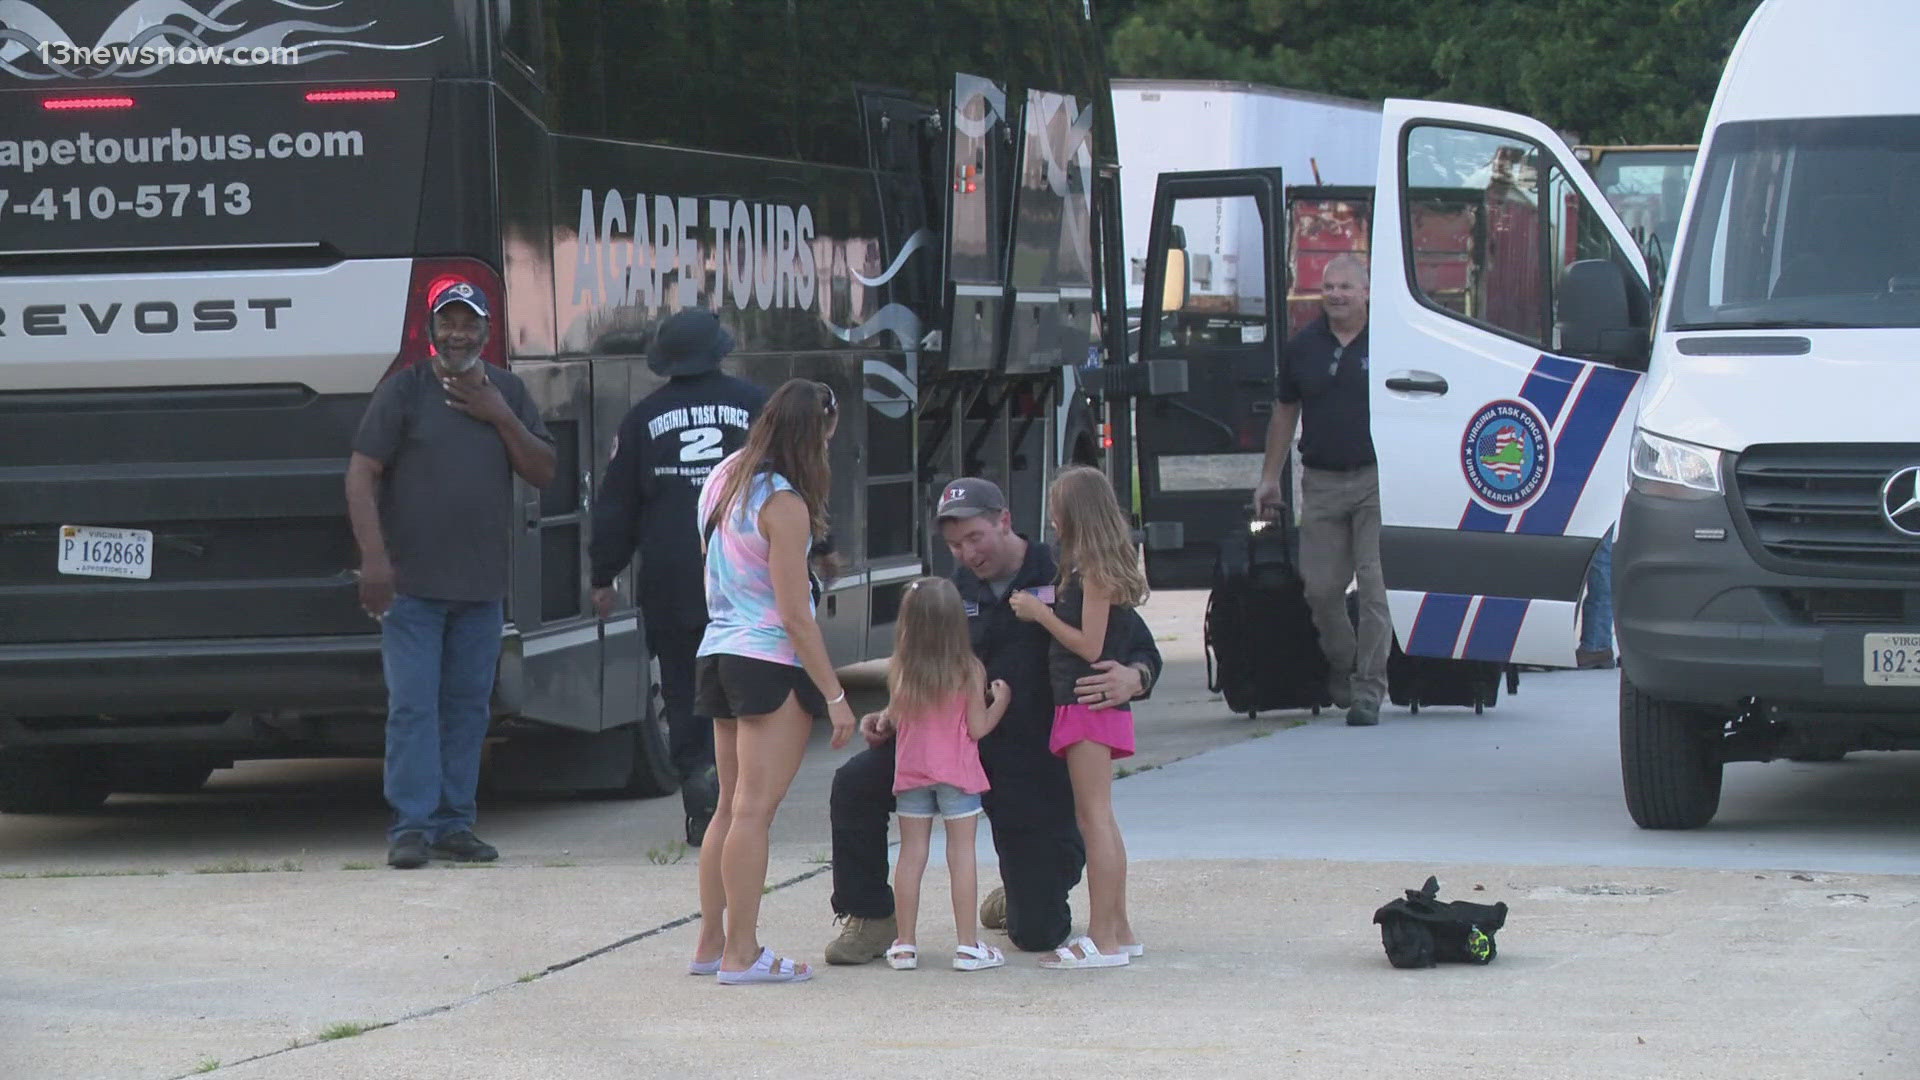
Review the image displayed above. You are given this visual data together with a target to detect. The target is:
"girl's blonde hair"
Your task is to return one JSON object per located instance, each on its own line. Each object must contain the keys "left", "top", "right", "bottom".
{"left": 887, "top": 577, "right": 980, "bottom": 724}
{"left": 1051, "top": 465, "right": 1148, "bottom": 607}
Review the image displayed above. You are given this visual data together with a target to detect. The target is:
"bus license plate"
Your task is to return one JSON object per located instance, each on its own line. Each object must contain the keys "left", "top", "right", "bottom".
{"left": 56, "top": 525, "right": 153, "bottom": 581}
{"left": 1863, "top": 633, "right": 1920, "bottom": 687}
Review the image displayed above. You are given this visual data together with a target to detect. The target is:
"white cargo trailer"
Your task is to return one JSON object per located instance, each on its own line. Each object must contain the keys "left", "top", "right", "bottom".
{"left": 1112, "top": 79, "right": 1382, "bottom": 311}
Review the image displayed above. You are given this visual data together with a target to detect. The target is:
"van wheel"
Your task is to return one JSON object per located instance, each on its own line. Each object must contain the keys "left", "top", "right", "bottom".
{"left": 0, "top": 752, "right": 113, "bottom": 813}
{"left": 1619, "top": 671, "right": 1724, "bottom": 829}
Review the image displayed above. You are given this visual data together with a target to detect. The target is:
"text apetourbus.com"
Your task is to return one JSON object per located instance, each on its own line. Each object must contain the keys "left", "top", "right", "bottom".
{"left": 0, "top": 129, "right": 367, "bottom": 175}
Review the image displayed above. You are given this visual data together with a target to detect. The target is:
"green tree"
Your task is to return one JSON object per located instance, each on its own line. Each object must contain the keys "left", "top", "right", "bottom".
{"left": 1101, "top": 0, "right": 1759, "bottom": 144}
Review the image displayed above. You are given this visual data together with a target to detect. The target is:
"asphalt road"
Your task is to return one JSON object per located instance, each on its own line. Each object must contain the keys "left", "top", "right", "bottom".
{"left": 4, "top": 590, "right": 1914, "bottom": 877}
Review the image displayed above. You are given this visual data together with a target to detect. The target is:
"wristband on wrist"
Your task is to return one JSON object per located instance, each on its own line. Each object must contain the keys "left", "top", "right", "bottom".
{"left": 826, "top": 690, "right": 847, "bottom": 706}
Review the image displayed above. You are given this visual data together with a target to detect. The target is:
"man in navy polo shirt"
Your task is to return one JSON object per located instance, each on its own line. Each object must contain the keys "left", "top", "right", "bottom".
{"left": 346, "top": 279, "right": 556, "bottom": 868}
{"left": 1253, "top": 253, "right": 1392, "bottom": 727}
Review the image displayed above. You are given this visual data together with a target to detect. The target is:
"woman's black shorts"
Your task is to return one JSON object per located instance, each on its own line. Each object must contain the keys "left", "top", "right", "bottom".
{"left": 695, "top": 653, "right": 828, "bottom": 721}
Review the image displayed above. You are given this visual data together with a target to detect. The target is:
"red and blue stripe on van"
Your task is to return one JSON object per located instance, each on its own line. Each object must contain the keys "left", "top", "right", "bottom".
{"left": 1404, "top": 355, "right": 1640, "bottom": 662}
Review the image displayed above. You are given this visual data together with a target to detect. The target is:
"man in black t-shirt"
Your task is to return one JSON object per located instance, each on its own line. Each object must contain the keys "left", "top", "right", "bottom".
{"left": 588, "top": 309, "right": 766, "bottom": 844}
{"left": 1252, "top": 254, "right": 1392, "bottom": 727}
{"left": 346, "top": 280, "right": 557, "bottom": 868}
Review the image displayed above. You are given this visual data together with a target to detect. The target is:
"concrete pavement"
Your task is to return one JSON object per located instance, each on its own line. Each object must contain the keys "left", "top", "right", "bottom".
{"left": 10, "top": 857, "right": 1911, "bottom": 1080}
{"left": 4, "top": 588, "right": 1918, "bottom": 1079}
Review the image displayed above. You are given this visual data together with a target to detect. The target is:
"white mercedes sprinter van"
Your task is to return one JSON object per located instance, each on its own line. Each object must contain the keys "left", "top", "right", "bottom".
{"left": 1616, "top": 0, "right": 1920, "bottom": 827}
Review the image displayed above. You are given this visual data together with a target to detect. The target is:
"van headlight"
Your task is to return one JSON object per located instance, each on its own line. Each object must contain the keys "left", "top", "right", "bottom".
{"left": 1629, "top": 428, "right": 1723, "bottom": 499}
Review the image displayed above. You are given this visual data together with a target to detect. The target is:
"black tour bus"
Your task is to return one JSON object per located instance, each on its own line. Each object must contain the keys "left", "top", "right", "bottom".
{"left": 0, "top": 0, "right": 1123, "bottom": 811}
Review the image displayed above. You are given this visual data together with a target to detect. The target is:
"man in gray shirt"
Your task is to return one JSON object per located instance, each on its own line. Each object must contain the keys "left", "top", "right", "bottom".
{"left": 345, "top": 280, "right": 555, "bottom": 869}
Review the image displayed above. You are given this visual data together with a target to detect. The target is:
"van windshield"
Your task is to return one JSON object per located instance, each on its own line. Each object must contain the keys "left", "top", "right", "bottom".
{"left": 1668, "top": 116, "right": 1920, "bottom": 331}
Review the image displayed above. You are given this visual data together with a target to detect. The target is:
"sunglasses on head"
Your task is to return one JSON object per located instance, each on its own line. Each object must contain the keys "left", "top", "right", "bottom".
{"left": 816, "top": 381, "right": 838, "bottom": 415}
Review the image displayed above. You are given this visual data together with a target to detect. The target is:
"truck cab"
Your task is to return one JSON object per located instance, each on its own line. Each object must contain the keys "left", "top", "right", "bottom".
{"left": 1613, "top": 0, "right": 1920, "bottom": 828}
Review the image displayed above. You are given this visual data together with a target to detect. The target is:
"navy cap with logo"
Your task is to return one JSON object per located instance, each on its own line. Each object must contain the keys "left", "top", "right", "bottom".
{"left": 936, "top": 477, "right": 1007, "bottom": 521}
{"left": 429, "top": 279, "right": 490, "bottom": 319}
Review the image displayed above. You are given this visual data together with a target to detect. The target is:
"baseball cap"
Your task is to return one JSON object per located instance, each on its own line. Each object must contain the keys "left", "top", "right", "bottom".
{"left": 429, "top": 279, "right": 490, "bottom": 319}
{"left": 936, "top": 477, "right": 1007, "bottom": 521}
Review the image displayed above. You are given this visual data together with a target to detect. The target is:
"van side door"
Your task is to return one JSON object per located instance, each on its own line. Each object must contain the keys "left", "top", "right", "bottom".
{"left": 1371, "top": 100, "right": 1653, "bottom": 667}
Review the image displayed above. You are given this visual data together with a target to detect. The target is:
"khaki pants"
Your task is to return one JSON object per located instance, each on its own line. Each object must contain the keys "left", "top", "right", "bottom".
{"left": 1299, "top": 465, "right": 1391, "bottom": 704}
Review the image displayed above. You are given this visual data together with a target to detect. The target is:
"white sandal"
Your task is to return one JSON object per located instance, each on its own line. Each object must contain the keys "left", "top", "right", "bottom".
{"left": 953, "top": 942, "right": 1005, "bottom": 971}
{"left": 885, "top": 942, "right": 918, "bottom": 970}
{"left": 1039, "top": 935, "right": 1130, "bottom": 970}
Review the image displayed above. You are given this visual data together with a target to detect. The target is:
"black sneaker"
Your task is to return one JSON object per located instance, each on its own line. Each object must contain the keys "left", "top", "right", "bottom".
{"left": 429, "top": 830, "right": 499, "bottom": 862}
{"left": 685, "top": 812, "right": 712, "bottom": 847}
{"left": 682, "top": 767, "right": 719, "bottom": 847}
{"left": 1345, "top": 700, "right": 1381, "bottom": 727}
{"left": 387, "top": 831, "right": 430, "bottom": 869}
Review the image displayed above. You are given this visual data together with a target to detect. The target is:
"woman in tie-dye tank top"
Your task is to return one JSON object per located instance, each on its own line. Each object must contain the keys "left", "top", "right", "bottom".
{"left": 688, "top": 378, "right": 853, "bottom": 985}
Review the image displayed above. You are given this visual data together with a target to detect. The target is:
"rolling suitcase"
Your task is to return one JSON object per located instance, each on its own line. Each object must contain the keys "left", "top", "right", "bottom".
{"left": 1204, "top": 520, "right": 1332, "bottom": 718}
{"left": 1347, "top": 592, "right": 1514, "bottom": 714}
{"left": 1386, "top": 639, "right": 1507, "bottom": 715}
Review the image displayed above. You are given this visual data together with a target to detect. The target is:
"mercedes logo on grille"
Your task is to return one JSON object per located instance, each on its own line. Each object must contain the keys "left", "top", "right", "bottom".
{"left": 1884, "top": 466, "right": 1920, "bottom": 538}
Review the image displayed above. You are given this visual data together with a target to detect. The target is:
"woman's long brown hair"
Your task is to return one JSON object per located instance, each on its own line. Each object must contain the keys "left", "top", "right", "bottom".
{"left": 887, "top": 577, "right": 979, "bottom": 724}
{"left": 1051, "top": 465, "right": 1149, "bottom": 607}
{"left": 705, "top": 378, "right": 837, "bottom": 540}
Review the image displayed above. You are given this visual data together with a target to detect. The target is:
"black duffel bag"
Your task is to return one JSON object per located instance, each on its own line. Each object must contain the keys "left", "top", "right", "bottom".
{"left": 1371, "top": 876, "right": 1508, "bottom": 968}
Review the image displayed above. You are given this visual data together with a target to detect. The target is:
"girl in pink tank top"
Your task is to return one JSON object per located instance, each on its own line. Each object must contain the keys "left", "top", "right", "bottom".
{"left": 881, "top": 577, "right": 1010, "bottom": 972}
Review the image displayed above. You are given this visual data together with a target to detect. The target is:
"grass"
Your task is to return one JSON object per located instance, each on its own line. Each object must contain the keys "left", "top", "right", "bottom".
{"left": 517, "top": 972, "right": 541, "bottom": 984}
{"left": 0, "top": 867, "right": 168, "bottom": 880}
{"left": 1114, "top": 763, "right": 1161, "bottom": 780}
{"left": 542, "top": 859, "right": 578, "bottom": 868}
{"left": 646, "top": 840, "right": 688, "bottom": 866}
{"left": 194, "top": 1058, "right": 220, "bottom": 1073}
{"left": 340, "top": 861, "right": 376, "bottom": 871}
{"left": 804, "top": 850, "right": 830, "bottom": 865}
{"left": 191, "top": 858, "right": 302, "bottom": 875}
{"left": 317, "top": 1022, "right": 368, "bottom": 1042}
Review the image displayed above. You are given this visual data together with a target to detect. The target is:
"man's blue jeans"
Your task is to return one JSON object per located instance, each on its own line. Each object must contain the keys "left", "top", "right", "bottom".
{"left": 1581, "top": 531, "right": 1615, "bottom": 652}
{"left": 381, "top": 594, "right": 502, "bottom": 842}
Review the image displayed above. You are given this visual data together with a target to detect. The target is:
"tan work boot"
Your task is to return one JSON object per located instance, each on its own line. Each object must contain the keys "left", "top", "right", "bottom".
{"left": 979, "top": 886, "right": 1007, "bottom": 931}
{"left": 824, "top": 914, "right": 897, "bottom": 965}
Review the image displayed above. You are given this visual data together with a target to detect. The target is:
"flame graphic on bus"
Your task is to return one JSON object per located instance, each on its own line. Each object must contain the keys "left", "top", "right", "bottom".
{"left": 0, "top": 0, "right": 442, "bottom": 80}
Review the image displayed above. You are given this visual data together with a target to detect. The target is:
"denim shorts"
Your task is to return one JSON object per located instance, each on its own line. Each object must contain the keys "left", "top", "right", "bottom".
{"left": 894, "top": 783, "right": 983, "bottom": 820}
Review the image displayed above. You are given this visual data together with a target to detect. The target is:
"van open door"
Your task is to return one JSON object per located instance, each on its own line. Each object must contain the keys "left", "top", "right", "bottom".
{"left": 1133, "top": 169, "right": 1287, "bottom": 589}
{"left": 1370, "top": 100, "right": 1653, "bottom": 668}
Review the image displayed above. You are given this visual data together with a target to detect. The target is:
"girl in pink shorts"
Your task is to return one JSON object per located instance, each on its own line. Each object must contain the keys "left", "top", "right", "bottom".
{"left": 1009, "top": 466, "right": 1148, "bottom": 969}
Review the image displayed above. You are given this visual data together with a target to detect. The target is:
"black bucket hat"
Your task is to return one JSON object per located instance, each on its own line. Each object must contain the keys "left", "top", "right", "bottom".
{"left": 648, "top": 309, "right": 735, "bottom": 377}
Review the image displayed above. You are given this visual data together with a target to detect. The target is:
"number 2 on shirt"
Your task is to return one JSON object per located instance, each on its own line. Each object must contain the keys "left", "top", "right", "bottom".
{"left": 679, "top": 426, "right": 723, "bottom": 463}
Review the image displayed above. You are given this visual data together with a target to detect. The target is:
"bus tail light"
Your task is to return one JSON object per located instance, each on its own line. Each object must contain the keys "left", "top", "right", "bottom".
{"left": 1101, "top": 422, "right": 1113, "bottom": 450}
{"left": 43, "top": 96, "right": 136, "bottom": 111}
{"left": 385, "top": 257, "right": 509, "bottom": 380}
{"left": 305, "top": 88, "right": 398, "bottom": 104}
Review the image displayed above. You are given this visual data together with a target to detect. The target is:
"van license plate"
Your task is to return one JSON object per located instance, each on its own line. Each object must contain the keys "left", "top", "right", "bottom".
{"left": 1863, "top": 633, "right": 1920, "bottom": 687}
{"left": 56, "top": 525, "right": 153, "bottom": 581}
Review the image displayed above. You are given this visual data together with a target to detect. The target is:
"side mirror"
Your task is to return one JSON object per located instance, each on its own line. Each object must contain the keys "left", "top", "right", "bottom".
{"left": 1558, "top": 259, "right": 1646, "bottom": 365}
